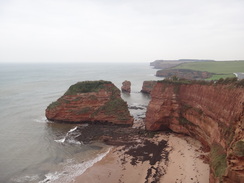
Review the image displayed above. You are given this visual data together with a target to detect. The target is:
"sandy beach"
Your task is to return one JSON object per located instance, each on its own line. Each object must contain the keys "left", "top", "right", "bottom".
{"left": 74, "top": 133, "right": 209, "bottom": 183}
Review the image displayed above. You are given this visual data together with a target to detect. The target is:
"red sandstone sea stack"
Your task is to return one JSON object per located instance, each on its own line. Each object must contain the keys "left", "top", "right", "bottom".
{"left": 121, "top": 80, "right": 131, "bottom": 93}
{"left": 45, "top": 80, "right": 133, "bottom": 125}
{"left": 145, "top": 79, "right": 244, "bottom": 183}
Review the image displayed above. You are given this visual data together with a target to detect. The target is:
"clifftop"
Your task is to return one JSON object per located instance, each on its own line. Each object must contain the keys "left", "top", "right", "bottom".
{"left": 64, "top": 80, "right": 114, "bottom": 95}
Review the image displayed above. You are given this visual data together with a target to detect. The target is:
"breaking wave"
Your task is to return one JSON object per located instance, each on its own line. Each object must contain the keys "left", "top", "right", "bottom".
{"left": 54, "top": 126, "right": 81, "bottom": 145}
{"left": 39, "top": 148, "right": 111, "bottom": 183}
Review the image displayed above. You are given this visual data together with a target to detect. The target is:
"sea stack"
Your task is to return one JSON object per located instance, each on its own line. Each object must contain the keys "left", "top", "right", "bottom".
{"left": 145, "top": 79, "right": 244, "bottom": 183}
{"left": 121, "top": 80, "right": 131, "bottom": 93}
{"left": 46, "top": 80, "right": 133, "bottom": 125}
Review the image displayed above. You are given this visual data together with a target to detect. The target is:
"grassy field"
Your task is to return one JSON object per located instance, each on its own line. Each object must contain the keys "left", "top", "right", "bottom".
{"left": 173, "top": 61, "right": 244, "bottom": 80}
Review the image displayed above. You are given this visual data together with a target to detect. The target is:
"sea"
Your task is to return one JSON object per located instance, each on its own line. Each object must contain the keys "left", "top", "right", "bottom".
{"left": 0, "top": 62, "right": 159, "bottom": 183}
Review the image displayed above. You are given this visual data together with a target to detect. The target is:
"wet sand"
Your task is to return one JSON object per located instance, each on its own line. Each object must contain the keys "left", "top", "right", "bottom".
{"left": 74, "top": 133, "right": 209, "bottom": 183}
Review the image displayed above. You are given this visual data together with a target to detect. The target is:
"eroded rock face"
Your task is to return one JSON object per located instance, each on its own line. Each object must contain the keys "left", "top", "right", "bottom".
{"left": 46, "top": 80, "right": 133, "bottom": 125}
{"left": 121, "top": 80, "right": 131, "bottom": 93}
{"left": 141, "top": 81, "right": 157, "bottom": 94}
{"left": 145, "top": 80, "right": 244, "bottom": 183}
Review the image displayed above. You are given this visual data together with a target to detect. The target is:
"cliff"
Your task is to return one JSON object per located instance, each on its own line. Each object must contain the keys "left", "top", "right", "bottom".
{"left": 156, "top": 69, "right": 213, "bottom": 80}
{"left": 150, "top": 59, "right": 214, "bottom": 69}
{"left": 145, "top": 80, "right": 244, "bottom": 182}
{"left": 141, "top": 81, "right": 157, "bottom": 94}
{"left": 46, "top": 80, "right": 133, "bottom": 125}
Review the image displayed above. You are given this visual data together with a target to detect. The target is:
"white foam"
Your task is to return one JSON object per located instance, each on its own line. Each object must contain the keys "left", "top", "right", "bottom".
{"left": 54, "top": 137, "right": 66, "bottom": 143}
{"left": 39, "top": 148, "right": 111, "bottom": 183}
{"left": 68, "top": 126, "right": 77, "bottom": 133}
{"left": 34, "top": 117, "right": 48, "bottom": 123}
{"left": 12, "top": 175, "right": 39, "bottom": 183}
{"left": 39, "top": 172, "right": 63, "bottom": 183}
{"left": 54, "top": 126, "right": 78, "bottom": 144}
{"left": 66, "top": 139, "right": 82, "bottom": 145}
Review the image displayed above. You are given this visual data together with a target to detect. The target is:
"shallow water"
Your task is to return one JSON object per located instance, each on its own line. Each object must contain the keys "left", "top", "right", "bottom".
{"left": 0, "top": 62, "right": 159, "bottom": 182}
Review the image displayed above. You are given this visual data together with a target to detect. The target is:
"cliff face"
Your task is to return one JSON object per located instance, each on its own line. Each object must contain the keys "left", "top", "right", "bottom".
{"left": 156, "top": 69, "right": 213, "bottom": 80}
{"left": 145, "top": 81, "right": 244, "bottom": 182}
{"left": 46, "top": 81, "right": 133, "bottom": 125}
{"left": 141, "top": 81, "right": 157, "bottom": 94}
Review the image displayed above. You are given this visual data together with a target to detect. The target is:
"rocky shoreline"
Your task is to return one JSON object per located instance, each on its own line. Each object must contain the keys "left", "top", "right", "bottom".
{"left": 73, "top": 124, "right": 209, "bottom": 183}
{"left": 46, "top": 79, "right": 244, "bottom": 183}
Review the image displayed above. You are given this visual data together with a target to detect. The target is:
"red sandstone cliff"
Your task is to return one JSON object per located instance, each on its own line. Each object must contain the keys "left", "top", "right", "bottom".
{"left": 141, "top": 81, "right": 157, "bottom": 94}
{"left": 46, "top": 81, "right": 133, "bottom": 125}
{"left": 145, "top": 80, "right": 244, "bottom": 183}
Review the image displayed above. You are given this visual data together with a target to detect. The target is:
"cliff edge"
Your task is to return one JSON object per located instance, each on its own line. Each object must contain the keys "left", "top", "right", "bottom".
{"left": 145, "top": 79, "right": 244, "bottom": 183}
{"left": 46, "top": 80, "right": 133, "bottom": 125}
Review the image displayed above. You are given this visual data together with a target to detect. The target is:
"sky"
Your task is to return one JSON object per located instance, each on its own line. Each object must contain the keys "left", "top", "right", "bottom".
{"left": 0, "top": 0, "right": 244, "bottom": 63}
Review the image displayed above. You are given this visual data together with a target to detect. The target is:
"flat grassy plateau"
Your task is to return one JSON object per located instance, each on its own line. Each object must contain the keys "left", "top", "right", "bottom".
{"left": 173, "top": 61, "right": 244, "bottom": 80}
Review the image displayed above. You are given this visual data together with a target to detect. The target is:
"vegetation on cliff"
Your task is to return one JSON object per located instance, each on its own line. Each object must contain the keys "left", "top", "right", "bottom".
{"left": 64, "top": 80, "right": 113, "bottom": 95}
{"left": 233, "top": 141, "right": 244, "bottom": 157}
{"left": 97, "top": 95, "right": 132, "bottom": 122}
{"left": 210, "top": 143, "right": 227, "bottom": 179}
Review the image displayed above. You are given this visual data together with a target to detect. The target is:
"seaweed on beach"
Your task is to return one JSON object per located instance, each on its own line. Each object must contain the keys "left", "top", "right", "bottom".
{"left": 74, "top": 123, "right": 171, "bottom": 183}
{"left": 122, "top": 139, "right": 170, "bottom": 183}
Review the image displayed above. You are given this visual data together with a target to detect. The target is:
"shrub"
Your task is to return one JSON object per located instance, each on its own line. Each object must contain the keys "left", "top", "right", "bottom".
{"left": 210, "top": 143, "right": 227, "bottom": 178}
{"left": 233, "top": 141, "right": 244, "bottom": 157}
{"left": 64, "top": 80, "right": 112, "bottom": 95}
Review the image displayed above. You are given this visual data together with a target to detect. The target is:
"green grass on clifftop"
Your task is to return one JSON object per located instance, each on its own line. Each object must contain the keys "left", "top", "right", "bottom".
{"left": 173, "top": 61, "right": 244, "bottom": 80}
{"left": 64, "top": 80, "right": 112, "bottom": 95}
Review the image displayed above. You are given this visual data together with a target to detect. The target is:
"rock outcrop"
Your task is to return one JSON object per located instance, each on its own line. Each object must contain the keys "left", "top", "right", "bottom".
{"left": 145, "top": 80, "right": 244, "bottom": 183}
{"left": 46, "top": 80, "right": 133, "bottom": 125}
{"left": 141, "top": 81, "right": 157, "bottom": 94}
{"left": 156, "top": 69, "right": 213, "bottom": 80}
{"left": 121, "top": 80, "right": 131, "bottom": 93}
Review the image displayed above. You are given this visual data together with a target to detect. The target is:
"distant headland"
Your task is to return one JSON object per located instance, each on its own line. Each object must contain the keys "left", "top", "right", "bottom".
{"left": 151, "top": 59, "right": 244, "bottom": 80}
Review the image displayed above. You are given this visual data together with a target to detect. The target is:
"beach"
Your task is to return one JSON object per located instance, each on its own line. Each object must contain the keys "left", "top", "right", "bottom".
{"left": 74, "top": 133, "right": 209, "bottom": 183}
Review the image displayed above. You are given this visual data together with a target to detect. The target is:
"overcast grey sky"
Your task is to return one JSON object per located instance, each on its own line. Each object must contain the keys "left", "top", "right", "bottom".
{"left": 0, "top": 0, "right": 244, "bottom": 63}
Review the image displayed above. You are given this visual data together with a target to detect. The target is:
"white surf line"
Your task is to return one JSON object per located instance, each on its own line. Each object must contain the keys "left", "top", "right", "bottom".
{"left": 55, "top": 126, "right": 78, "bottom": 144}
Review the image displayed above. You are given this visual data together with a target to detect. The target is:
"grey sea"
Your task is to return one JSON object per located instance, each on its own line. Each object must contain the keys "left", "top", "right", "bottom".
{"left": 0, "top": 62, "right": 158, "bottom": 183}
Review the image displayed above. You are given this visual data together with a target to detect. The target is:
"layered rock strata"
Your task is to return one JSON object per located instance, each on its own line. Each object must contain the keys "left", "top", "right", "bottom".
{"left": 145, "top": 80, "right": 244, "bottom": 183}
{"left": 141, "top": 81, "right": 157, "bottom": 94}
{"left": 46, "top": 80, "right": 133, "bottom": 125}
{"left": 121, "top": 80, "right": 131, "bottom": 93}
